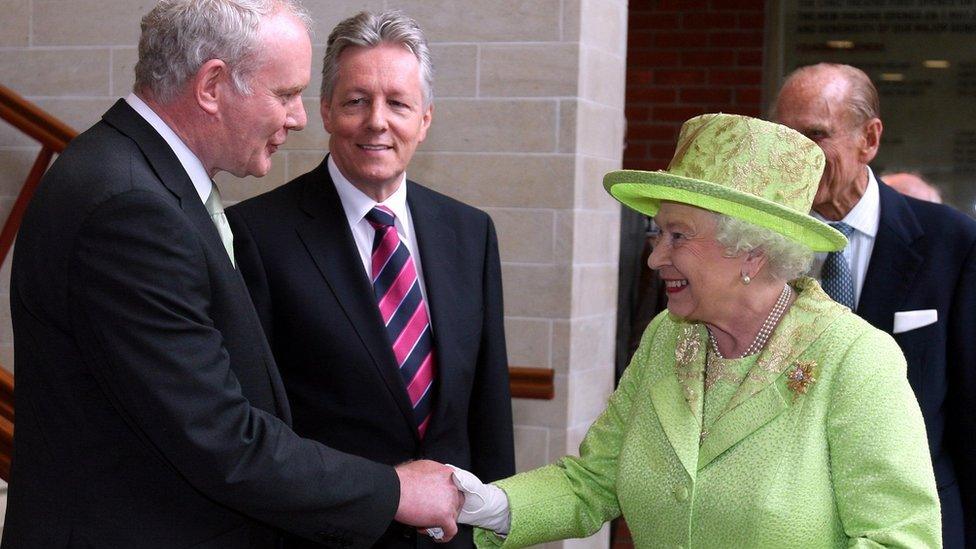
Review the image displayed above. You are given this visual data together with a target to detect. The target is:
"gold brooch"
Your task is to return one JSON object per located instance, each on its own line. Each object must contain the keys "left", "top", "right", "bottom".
{"left": 786, "top": 360, "right": 817, "bottom": 400}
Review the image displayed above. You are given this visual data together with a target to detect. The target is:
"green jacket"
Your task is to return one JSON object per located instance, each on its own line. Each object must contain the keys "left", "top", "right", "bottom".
{"left": 479, "top": 278, "right": 940, "bottom": 548}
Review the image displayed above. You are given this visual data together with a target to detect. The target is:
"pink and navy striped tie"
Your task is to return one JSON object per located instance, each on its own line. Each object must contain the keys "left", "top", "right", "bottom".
{"left": 365, "top": 205, "right": 435, "bottom": 438}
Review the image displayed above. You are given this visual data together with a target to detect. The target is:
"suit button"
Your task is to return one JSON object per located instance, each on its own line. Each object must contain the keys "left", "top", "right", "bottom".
{"left": 673, "top": 486, "right": 688, "bottom": 502}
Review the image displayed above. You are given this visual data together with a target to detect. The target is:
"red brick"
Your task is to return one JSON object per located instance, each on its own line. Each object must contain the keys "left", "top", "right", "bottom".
{"left": 680, "top": 87, "right": 733, "bottom": 103}
{"left": 659, "top": 0, "right": 709, "bottom": 9}
{"left": 709, "top": 0, "right": 765, "bottom": 9}
{"left": 629, "top": 13, "right": 681, "bottom": 30}
{"left": 627, "top": 69, "right": 654, "bottom": 86}
{"left": 628, "top": 50, "right": 681, "bottom": 68}
{"left": 683, "top": 13, "right": 729, "bottom": 29}
{"left": 655, "top": 31, "right": 710, "bottom": 48}
{"left": 627, "top": 123, "right": 678, "bottom": 141}
{"left": 650, "top": 142, "right": 679, "bottom": 159}
{"left": 738, "top": 12, "right": 765, "bottom": 29}
{"left": 622, "top": 142, "right": 648, "bottom": 161}
{"left": 682, "top": 50, "right": 735, "bottom": 67}
{"left": 627, "top": 87, "right": 678, "bottom": 103}
{"left": 654, "top": 105, "right": 708, "bottom": 122}
{"left": 623, "top": 158, "right": 671, "bottom": 171}
{"left": 708, "top": 68, "right": 762, "bottom": 86}
{"left": 735, "top": 87, "right": 762, "bottom": 104}
{"left": 708, "top": 31, "right": 763, "bottom": 48}
{"left": 653, "top": 69, "right": 707, "bottom": 85}
{"left": 736, "top": 49, "right": 763, "bottom": 66}
{"left": 625, "top": 105, "right": 651, "bottom": 121}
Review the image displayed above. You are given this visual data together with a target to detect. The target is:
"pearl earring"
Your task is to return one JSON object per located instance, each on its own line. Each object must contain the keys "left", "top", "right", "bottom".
{"left": 741, "top": 274, "right": 751, "bottom": 285}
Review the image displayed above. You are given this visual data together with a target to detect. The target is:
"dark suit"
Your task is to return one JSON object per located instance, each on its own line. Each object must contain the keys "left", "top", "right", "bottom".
{"left": 857, "top": 181, "right": 976, "bottom": 548}
{"left": 226, "top": 159, "right": 515, "bottom": 548}
{"left": 2, "top": 101, "right": 400, "bottom": 548}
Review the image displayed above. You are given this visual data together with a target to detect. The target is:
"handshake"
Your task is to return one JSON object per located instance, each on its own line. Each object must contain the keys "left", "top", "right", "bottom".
{"left": 394, "top": 460, "right": 510, "bottom": 543}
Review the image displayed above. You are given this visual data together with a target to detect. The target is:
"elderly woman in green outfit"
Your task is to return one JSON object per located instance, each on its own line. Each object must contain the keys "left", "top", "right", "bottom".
{"left": 449, "top": 114, "right": 941, "bottom": 548}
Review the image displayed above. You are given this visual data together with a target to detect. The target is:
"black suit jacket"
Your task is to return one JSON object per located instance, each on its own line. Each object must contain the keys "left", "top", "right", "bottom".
{"left": 857, "top": 181, "right": 976, "bottom": 549}
{"left": 2, "top": 101, "right": 400, "bottom": 549}
{"left": 227, "top": 159, "right": 516, "bottom": 548}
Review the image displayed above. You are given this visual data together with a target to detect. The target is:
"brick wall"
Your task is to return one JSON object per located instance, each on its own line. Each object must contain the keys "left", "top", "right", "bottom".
{"left": 624, "top": 0, "right": 766, "bottom": 171}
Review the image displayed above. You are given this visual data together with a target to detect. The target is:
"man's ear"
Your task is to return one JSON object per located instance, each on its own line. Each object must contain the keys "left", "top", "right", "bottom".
{"left": 859, "top": 117, "right": 883, "bottom": 164}
{"left": 194, "top": 59, "right": 229, "bottom": 116}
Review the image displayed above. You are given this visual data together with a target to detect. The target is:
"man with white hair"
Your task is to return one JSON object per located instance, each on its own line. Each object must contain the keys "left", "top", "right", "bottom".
{"left": 2, "top": 2, "right": 461, "bottom": 547}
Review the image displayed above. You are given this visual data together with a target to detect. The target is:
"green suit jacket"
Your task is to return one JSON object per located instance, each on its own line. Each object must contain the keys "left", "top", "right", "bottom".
{"left": 479, "top": 278, "right": 940, "bottom": 548}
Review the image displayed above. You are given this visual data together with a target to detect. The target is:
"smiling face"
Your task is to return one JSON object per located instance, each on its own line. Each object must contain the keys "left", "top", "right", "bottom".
{"left": 648, "top": 203, "right": 746, "bottom": 323}
{"left": 321, "top": 43, "right": 432, "bottom": 198}
{"left": 216, "top": 10, "right": 310, "bottom": 178}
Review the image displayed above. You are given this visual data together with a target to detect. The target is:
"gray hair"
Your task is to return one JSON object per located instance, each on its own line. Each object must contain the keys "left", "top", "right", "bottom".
{"left": 775, "top": 63, "right": 880, "bottom": 127}
{"left": 320, "top": 10, "right": 433, "bottom": 106}
{"left": 134, "top": 0, "right": 312, "bottom": 103}
{"left": 713, "top": 214, "right": 814, "bottom": 281}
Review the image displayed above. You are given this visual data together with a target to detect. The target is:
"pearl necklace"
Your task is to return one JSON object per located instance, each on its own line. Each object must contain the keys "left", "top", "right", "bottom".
{"left": 708, "top": 283, "right": 792, "bottom": 359}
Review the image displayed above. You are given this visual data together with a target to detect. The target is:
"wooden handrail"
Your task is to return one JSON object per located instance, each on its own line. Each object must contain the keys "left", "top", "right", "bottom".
{"left": 509, "top": 366, "right": 554, "bottom": 400}
{"left": 0, "top": 83, "right": 78, "bottom": 481}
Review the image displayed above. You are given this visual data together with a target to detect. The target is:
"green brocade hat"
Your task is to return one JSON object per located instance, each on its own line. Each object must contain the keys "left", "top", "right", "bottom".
{"left": 605, "top": 113, "right": 847, "bottom": 252}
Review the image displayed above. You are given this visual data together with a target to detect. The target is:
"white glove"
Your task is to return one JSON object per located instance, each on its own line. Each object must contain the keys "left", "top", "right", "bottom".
{"left": 447, "top": 464, "right": 511, "bottom": 535}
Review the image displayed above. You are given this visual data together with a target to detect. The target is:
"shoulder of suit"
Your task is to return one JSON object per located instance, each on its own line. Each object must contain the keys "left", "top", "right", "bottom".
{"left": 901, "top": 194, "right": 976, "bottom": 242}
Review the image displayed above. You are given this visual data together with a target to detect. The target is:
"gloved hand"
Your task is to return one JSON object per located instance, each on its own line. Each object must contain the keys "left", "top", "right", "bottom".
{"left": 447, "top": 464, "right": 511, "bottom": 535}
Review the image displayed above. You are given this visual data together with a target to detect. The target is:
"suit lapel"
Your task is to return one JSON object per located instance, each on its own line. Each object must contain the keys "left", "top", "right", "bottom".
{"left": 654, "top": 321, "right": 705, "bottom": 477}
{"left": 406, "top": 184, "right": 462, "bottom": 433}
{"left": 857, "top": 182, "right": 925, "bottom": 331}
{"left": 294, "top": 166, "right": 418, "bottom": 435}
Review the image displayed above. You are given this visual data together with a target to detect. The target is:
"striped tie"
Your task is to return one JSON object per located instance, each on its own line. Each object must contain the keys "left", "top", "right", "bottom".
{"left": 365, "top": 205, "right": 435, "bottom": 438}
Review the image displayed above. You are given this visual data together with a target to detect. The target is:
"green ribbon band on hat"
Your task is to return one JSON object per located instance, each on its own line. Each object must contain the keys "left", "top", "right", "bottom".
{"left": 604, "top": 113, "right": 847, "bottom": 252}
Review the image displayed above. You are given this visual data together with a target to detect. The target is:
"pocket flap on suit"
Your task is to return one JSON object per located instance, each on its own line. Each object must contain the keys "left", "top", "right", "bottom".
{"left": 893, "top": 309, "right": 938, "bottom": 334}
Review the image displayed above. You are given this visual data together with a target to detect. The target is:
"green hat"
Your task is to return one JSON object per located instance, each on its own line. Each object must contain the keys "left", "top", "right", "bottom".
{"left": 605, "top": 113, "right": 847, "bottom": 252}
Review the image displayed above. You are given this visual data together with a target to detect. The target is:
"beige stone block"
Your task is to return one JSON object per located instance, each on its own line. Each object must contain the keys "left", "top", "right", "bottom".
{"left": 513, "top": 425, "right": 549, "bottom": 472}
{"left": 577, "top": 156, "right": 621, "bottom": 211}
{"left": 480, "top": 44, "right": 578, "bottom": 98}
{"left": 485, "top": 207, "right": 554, "bottom": 264}
{"left": 408, "top": 153, "right": 575, "bottom": 209}
{"left": 558, "top": 100, "right": 577, "bottom": 154}
{"left": 568, "top": 365, "right": 613, "bottom": 426}
{"left": 391, "top": 0, "right": 560, "bottom": 42}
{"left": 0, "top": 344, "right": 12, "bottom": 373}
{"left": 301, "top": 0, "right": 386, "bottom": 47}
{"left": 502, "top": 263, "right": 571, "bottom": 318}
{"left": 423, "top": 99, "right": 557, "bottom": 153}
{"left": 547, "top": 428, "right": 567, "bottom": 460}
{"left": 0, "top": 150, "right": 42, "bottom": 198}
{"left": 307, "top": 45, "right": 326, "bottom": 99}
{"left": 571, "top": 264, "right": 617, "bottom": 317}
{"left": 504, "top": 317, "right": 550, "bottom": 369}
{"left": 33, "top": 0, "right": 145, "bottom": 46}
{"left": 0, "top": 247, "right": 12, "bottom": 294}
{"left": 553, "top": 210, "right": 573, "bottom": 263}
{"left": 561, "top": 0, "right": 581, "bottom": 42}
{"left": 0, "top": 0, "right": 30, "bottom": 46}
{"left": 550, "top": 319, "right": 571, "bottom": 374}
{"left": 0, "top": 49, "right": 110, "bottom": 97}
{"left": 512, "top": 373, "right": 566, "bottom": 429}
{"left": 216, "top": 157, "right": 287, "bottom": 204}
{"left": 580, "top": 0, "right": 627, "bottom": 56}
{"left": 111, "top": 48, "right": 138, "bottom": 97}
{"left": 562, "top": 523, "right": 610, "bottom": 549}
{"left": 572, "top": 210, "right": 619, "bottom": 264}
{"left": 281, "top": 98, "right": 329, "bottom": 151}
{"left": 430, "top": 44, "right": 476, "bottom": 98}
{"left": 0, "top": 295, "right": 10, "bottom": 346}
{"left": 563, "top": 315, "right": 617, "bottom": 375}
{"left": 576, "top": 101, "right": 624, "bottom": 160}
{"left": 286, "top": 151, "right": 327, "bottom": 180}
{"left": 2, "top": 98, "right": 116, "bottom": 148}
{"left": 581, "top": 47, "right": 626, "bottom": 108}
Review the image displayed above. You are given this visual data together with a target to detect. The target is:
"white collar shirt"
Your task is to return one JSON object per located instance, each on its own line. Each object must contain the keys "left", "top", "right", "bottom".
{"left": 328, "top": 155, "right": 431, "bottom": 311}
{"left": 125, "top": 93, "right": 212, "bottom": 204}
{"left": 810, "top": 166, "right": 881, "bottom": 309}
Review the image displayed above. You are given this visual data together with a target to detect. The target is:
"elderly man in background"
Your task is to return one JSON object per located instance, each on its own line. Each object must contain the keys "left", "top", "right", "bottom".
{"left": 773, "top": 62, "right": 976, "bottom": 549}
{"left": 884, "top": 171, "right": 943, "bottom": 204}
{"left": 227, "top": 9, "right": 514, "bottom": 548}
{"left": 2, "top": 1, "right": 462, "bottom": 547}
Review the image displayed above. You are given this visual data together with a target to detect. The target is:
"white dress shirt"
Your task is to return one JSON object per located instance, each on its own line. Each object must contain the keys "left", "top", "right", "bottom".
{"left": 125, "top": 93, "right": 212, "bottom": 205}
{"left": 328, "top": 156, "right": 432, "bottom": 314}
{"left": 810, "top": 166, "right": 881, "bottom": 309}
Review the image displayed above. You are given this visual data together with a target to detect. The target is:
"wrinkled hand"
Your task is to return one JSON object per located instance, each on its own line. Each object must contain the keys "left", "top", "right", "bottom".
{"left": 449, "top": 465, "right": 511, "bottom": 534}
{"left": 394, "top": 460, "right": 463, "bottom": 542}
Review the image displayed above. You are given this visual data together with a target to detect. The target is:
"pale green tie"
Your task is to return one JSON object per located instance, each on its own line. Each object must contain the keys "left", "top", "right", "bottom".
{"left": 205, "top": 184, "right": 236, "bottom": 268}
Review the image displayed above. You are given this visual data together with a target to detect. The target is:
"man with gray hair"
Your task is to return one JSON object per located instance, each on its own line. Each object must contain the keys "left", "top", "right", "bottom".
{"left": 2, "top": 2, "right": 462, "bottom": 547}
{"left": 228, "top": 10, "right": 515, "bottom": 547}
{"left": 773, "top": 62, "right": 976, "bottom": 548}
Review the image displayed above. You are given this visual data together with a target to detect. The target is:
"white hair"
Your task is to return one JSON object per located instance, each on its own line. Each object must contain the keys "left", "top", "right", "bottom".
{"left": 134, "top": 0, "right": 311, "bottom": 103}
{"left": 713, "top": 213, "right": 814, "bottom": 281}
